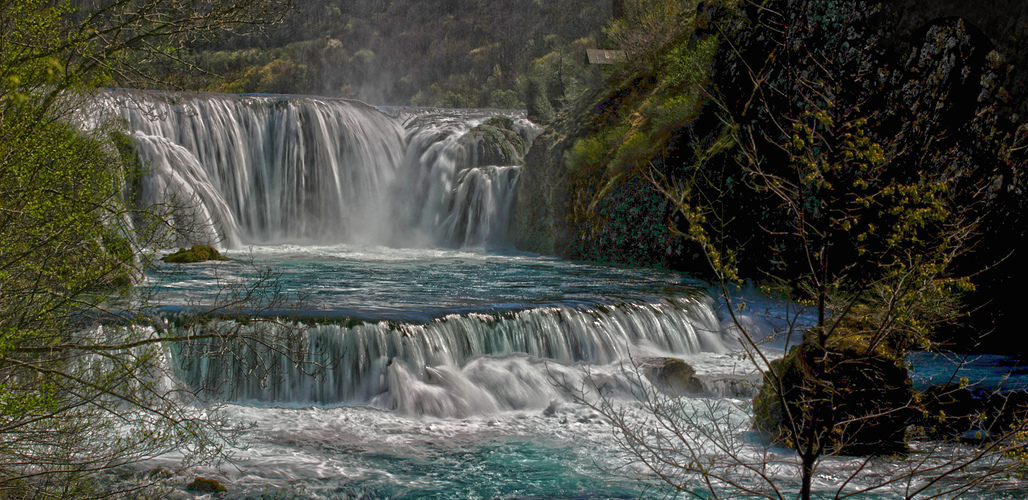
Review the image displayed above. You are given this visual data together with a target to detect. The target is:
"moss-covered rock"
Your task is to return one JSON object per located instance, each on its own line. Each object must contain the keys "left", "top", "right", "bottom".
{"left": 461, "top": 115, "right": 526, "bottom": 167}
{"left": 753, "top": 332, "right": 919, "bottom": 456}
{"left": 161, "top": 245, "right": 230, "bottom": 263}
{"left": 185, "top": 477, "right": 227, "bottom": 493}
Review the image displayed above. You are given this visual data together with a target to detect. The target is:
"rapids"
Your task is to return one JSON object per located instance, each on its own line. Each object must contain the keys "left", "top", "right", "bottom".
{"left": 106, "top": 91, "right": 1027, "bottom": 499}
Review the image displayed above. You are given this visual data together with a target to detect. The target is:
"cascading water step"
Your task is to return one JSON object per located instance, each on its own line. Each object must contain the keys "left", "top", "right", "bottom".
{"left": 105, "top": 90, "right": 537, "bottom": 249}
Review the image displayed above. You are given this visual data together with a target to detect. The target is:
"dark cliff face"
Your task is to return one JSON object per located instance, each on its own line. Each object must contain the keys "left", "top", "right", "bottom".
{"left": 511, "top": 0, "right": 1027, "bottom": 352}
{"left": 509, "top": 87, "right": 597, "bottom": 257}
{"left": 713, "top": 0, "right": 1027, "bottom": 352}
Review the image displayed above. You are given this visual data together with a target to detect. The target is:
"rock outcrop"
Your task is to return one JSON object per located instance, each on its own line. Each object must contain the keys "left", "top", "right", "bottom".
{"left": 185, "top": 477, "right": 227, "bottom": 493}
{"left": 642, "top": 357, "right": 704, "bottom": 395}
{"left": 460, "top": 116, "right": 527, "bottom": 167}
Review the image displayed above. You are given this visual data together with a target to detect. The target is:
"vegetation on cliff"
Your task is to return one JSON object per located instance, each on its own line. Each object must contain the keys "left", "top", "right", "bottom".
{"left": 512, "top": 0, "right": 1027, "bottom": 351}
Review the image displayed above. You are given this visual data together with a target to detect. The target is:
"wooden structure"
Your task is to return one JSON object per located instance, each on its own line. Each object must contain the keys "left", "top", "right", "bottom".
{"left": 586, "top": 49, "right": 627, "bottom": 65}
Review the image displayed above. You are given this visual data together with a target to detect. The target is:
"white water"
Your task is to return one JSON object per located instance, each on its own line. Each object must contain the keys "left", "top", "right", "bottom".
{"left": 169, "top": 297, "right": 729, "bottom": 415}
{"left": 111, "top": 91, "right": 533, "bottom": 249}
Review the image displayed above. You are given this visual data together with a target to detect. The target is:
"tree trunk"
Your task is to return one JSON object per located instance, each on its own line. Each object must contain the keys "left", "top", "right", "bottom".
{"left": 800, "top": 453, "right": 816, "bottom": 500}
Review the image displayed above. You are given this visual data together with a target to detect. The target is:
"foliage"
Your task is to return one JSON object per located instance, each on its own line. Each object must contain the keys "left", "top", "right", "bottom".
{"left": 566, "top": 34, "right": 720, "bottom": 178}
{"left": 605, "top": 0, "right": 699, "bottom": 67}
{"left": 187, "top": 0, "right": 611, "bottom": 107}
{"left": 556, "top": 13, "right": 723, "bottom": 267}
{"left": 0, "top": 0, "right": 307, "bottom": 498}
{"left": 649, "top": 48, "right": 993, "bottom": 500}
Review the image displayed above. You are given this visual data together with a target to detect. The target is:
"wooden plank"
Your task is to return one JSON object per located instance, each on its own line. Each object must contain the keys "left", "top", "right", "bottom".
{"left": 587, "top": 49, "right": 627, "bottom": 64}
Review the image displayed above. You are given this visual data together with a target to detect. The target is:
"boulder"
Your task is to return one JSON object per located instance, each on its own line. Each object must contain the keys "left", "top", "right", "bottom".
{"left": 461, "top": 115, "right": 526, "bottom": 167}
{"left": 643, "top": 357, "right": 703, "bottom": 395}
{"left": 162, "top": 245, "right": 230, "bottom": 264}
{"left": 753, "top": 333, "right": 919, "bottom": 456}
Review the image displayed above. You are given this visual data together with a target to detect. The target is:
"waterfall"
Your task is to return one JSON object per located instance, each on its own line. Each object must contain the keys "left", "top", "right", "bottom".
{"left": 393, "top": 109, "right": 537, "bottom": 248}
{"left": 170, "top": 297, "right": 728, "bottom": 417}
{"left": 109, "top": 90, "right": 730, "bottom": 420}
{"left": 110, "top": 91, "right": 534, "bottom": 249}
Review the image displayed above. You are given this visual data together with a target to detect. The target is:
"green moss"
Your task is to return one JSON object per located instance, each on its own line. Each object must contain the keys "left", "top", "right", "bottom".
{"left": 185, "top": 477, "right": 227, "bottom": 493}
{"left": 562, "top": 30, "right": 720, "bottom": 179}
{"left": 162, "top": 245, "right": 230, "bottom": 264}
{"left": 465, "top": 115, "right": 527, "bottom": 166}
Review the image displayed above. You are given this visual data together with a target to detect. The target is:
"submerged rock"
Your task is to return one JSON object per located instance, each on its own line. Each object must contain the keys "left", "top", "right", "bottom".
{"left": 161, "top": 245, "right": 230, "bottom": 263}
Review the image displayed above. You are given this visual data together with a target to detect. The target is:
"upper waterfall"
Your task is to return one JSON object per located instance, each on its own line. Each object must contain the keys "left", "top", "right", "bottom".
{"left": 109, "top": 91, "right": 535, "bottom": 249}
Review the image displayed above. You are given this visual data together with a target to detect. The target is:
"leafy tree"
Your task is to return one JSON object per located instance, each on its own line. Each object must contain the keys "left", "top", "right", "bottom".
{"left": 0, "top": 1, "right": 310, "bottom": 498}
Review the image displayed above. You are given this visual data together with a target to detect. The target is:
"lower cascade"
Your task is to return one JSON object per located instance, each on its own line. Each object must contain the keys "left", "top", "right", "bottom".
{"left": 169, "top": 297, "right": 728, "bottom": 418}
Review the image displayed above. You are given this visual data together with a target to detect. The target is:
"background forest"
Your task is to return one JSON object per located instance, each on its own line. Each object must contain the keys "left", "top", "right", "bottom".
{"left": 174, "top": 0, "right": 612, "bottom": 110}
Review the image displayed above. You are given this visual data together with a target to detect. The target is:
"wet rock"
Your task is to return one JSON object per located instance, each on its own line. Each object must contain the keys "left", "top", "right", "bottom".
{"left": 643, "top": 357, "right": 704, "bottom": 396}
{"left": 185, "top": 477, "right": 227, "bottom": 494}
{"left": 753, "top": 334, "right": 918, "bottom": 456}
{"left": 694, "top": 374, "right": 762, "bottom": 399}
{"left": 461, "top": 115, "right": 526, "bottom": 167}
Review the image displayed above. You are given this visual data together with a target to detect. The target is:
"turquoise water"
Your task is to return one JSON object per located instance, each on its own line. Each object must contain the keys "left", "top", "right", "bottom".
{"left": 147, "top": 244, "right": 704, "bottom": 320}
{"left": 908, "top": 351, "right": 1028, "bottom": 392}
{"left": 143, "top": 245, "right": 1028, "bottom": 500}
{"left": 147, "top": 245, "right": 727, "bottom": 498}
{"left": 110, "top": 92, "right": 1028, "bottom": 499}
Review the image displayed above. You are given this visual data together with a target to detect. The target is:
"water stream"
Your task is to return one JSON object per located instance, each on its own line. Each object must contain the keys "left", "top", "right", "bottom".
{"left": 106, "top": 91, "right": 1026, "bottom": 499}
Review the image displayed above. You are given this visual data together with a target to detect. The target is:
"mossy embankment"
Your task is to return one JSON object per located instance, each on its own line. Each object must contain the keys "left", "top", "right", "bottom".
{"left": 510, "top": 4, "right": 730, "bottom": 267}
